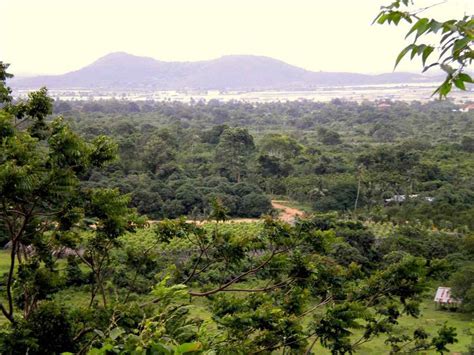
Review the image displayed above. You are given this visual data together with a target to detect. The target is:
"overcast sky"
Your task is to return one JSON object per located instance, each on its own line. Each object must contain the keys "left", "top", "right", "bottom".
{"left": 1, "top": 0, "right": 472, "bottom": 76}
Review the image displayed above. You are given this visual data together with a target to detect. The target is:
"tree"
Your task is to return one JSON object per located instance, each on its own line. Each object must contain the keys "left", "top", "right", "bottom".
{"left": 375, "top": 0, "right": 473, "bottom": 97}
{"left": 0, "top": 63, "right": 124, "bottom": 322}
{"left": 259, "top": 133, "right": 302, "bottom": 159}
{"left": 142, "top": 129, "right": 178, "bottom": 175}
{"left": 450, "top": 263, "right": 474, "bottom": 312}
{"left": 461, "top": 136, "right": 474, "bottom": 153}
{"left": 215, "top": 127, "right": 255, "bottom": 182}
{"left": 318, "top": 127, "right": 342, "bottom": 145}
{"left": 79, "top": 189, "right": 143, "bottom": 307}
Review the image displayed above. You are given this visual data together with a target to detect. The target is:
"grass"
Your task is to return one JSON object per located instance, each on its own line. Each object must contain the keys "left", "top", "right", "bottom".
{"left": 311, "top": 298, "right": 473, "bottom": 354}
{"left": 0, "top": 249, "right": 10, "bottom": 275}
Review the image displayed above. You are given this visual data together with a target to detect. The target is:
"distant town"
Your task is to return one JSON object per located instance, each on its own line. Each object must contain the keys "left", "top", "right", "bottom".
{"left": 12, "top": 83, "right": 474, "bottom": 103}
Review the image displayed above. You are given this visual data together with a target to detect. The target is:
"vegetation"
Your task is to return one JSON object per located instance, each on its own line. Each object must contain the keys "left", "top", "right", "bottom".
{"left": 375, "top": 0, "right": 473, "bottom": 97}
{"left": 49, "top": 97, "right": 474, "bottom": 232}
{"left": 1, "top": 48, "right": 473, "bottom": 354}
{"left": 1, "top": 1, "right": 473, "bottom": 353}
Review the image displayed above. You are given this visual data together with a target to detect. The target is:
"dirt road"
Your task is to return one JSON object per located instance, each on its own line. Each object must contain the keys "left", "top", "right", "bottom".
{"left": 150, "top": 200, "right": 306, "bottom": 225}
{"left": 271, "top": 200, "right": 305, "bottom": 223}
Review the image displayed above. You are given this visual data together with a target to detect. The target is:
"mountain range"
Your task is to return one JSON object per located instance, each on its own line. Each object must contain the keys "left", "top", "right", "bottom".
{"left": 10, "top": 52, "right": 437, "bottom": 91}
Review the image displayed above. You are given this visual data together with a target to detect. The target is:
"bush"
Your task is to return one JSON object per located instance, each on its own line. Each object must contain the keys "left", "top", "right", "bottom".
{"left": 65, "top": 256, "right": 88, "bottom": 286}
{"left": 0, "top": 301, "right": 76, "bottom": 355}
{"left": 450, "top": 263, "right": 474, "bottom": 313}
{"left": 238, "top": 193, "right": 272, "bottom": 217}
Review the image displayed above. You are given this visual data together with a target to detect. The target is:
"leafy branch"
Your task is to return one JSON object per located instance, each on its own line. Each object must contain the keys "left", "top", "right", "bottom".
{"left": 374, "top": 0, "right": 473, "bottom": 97}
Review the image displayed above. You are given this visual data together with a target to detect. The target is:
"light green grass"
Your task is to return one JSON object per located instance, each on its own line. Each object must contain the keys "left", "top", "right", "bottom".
{"left": 0, "top": 249, "right": 10, "bottom": 275}
{"left": 311, "top": 299, "right": 473, "bottom": 354}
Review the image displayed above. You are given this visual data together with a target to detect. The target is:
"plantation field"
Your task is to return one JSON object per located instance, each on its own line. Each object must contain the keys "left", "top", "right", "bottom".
{"left": 201, "top": 221, "right": 264, "bottom": 238}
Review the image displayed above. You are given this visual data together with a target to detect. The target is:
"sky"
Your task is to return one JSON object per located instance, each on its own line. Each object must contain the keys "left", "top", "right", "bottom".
{"left": 1, "top": 0, "right": 472, "bottom": 76}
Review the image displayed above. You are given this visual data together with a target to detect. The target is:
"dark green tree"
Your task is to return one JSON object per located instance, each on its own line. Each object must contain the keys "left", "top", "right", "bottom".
{"left": 215, "top": 127, "right": 255, "bottom": 182}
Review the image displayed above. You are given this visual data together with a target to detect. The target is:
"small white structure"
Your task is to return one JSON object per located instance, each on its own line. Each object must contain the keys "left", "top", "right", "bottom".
{"left": 385, "top": 194, "right": 407, "bottom": 203}
{"left": 384, "top": 194, "right": 434, "bottom": 204}
{"left": 434, "top": 287, "right": 460, "bottom": 308}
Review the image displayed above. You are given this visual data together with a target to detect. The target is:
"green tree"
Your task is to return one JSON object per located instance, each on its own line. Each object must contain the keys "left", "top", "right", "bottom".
{"left": 215, "top": 127, "right": 255, "bottom": 182}
{"left": 461, "top": 136, "right": 474, "bottom": 153}
{"left": 259, "top": 133, "right": 302, "bottom": 159}
{"left": 79, "top": 188, "right": 143, "bottom": 307}
{"left": 142, "top": 130, "right": 178, "bottom": 175}
{"left": 0, "top": 63, "right": 119, "bottom": 322}
{"left": 450, "top": 263, "right": 474, "bottom": 312}
{"left": 318, "top": 127, "right": 342, "bottom": 145}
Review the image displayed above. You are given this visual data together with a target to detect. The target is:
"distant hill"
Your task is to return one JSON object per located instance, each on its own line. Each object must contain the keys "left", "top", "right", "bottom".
{"left": 10, "top": 52, "right": 436, "bottom": 90}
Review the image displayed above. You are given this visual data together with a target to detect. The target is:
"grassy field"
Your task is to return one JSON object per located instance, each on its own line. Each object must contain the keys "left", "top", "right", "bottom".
{"left": 310, "top": 298, "right": 473, "bottom": 354}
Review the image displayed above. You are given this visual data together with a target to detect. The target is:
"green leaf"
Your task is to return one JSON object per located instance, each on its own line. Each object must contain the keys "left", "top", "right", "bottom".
{"left": 410, "top": 45, "right": 421, "bottom": 59}
{"left": 376, "top": 13, "right": 388, "bottom": 25}
{"left": 395, "top": 44, "right": 415, "bottom": 69}
{"left": 175, "top": 342, "right": 203, "bottom": 354}
{"left": 434, "top": 80, "right": 452, "bottom": 98}
{"left": 151, "top": 343, "right": 173, "bottom": 354}
{"left": 453, "top": 78, "right": 466, "bottom": 90}
{"left": 405, "top": 18, "right": 429, "bottom": 40}
{"left": 441, "top": 20, "right": 457, "bottom": 34}
{"left": 109, "top": 327, "right": 125, "bottom": 340}
{"left": 458, "top": 73, "right": 473, "bottom": 83}
{"left": 422, "top": 46, "right": 434, "bottom": 66}
{"left": 392, "top": 12, "right": 403, "bottom": 25}
{"left": 453, "top": 37, "right": 470, "bottom": 55}
{"left": 428, "top": 20, "right": 444, "bottom": 34}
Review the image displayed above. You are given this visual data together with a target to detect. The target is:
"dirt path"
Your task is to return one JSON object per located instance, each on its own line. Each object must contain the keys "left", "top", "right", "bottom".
{"left": 150, "top": 200, "right": 306, "bottom": 225}
{"left": 271, "top": 200, "right": 305, "bottom": 223}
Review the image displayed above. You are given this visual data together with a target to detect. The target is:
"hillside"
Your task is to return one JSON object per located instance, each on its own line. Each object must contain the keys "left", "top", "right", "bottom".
{"left": 10, "top": 52, "right": 435, "bottom": 90}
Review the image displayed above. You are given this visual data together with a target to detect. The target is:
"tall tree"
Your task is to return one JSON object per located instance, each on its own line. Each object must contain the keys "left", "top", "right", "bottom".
{"left": 0, "top": 63, "right": 124, "bottom": 322}
{"left": 215, "top": 127, "right": 255, "bottom": 182}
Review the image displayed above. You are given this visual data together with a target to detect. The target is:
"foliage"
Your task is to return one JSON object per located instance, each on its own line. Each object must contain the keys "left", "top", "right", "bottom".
{"left": 450, "top": 263, "right": 474, "bottom": 313}
{"left": 0, "top": 61, "right": 472, "bottom": 353}
{"left": 375, "top": 0, "right": 473, "bottom": 97}
{"left": 0, "top": 301, "right": 75, "bottom": 354}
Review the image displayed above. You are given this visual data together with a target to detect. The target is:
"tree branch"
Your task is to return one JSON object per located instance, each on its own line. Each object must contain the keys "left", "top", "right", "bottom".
{"left": 189, "top": 248, "right": 287, "bottom": 297}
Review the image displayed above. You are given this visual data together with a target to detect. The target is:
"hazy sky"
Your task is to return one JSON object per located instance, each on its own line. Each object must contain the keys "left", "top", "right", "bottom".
{"left": 1, "top": 0, "right": 472, "bottom": 76}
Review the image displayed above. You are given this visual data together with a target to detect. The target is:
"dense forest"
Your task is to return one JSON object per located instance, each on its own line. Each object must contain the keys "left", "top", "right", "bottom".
{"left": 53, "top": 98, "right": 474, "bottom": 230}
{"left": 1, "top": 62, "right": 474, "bottom": 355}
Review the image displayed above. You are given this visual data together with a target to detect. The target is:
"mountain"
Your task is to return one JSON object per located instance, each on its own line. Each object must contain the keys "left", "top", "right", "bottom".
{"left": 10, "top": 52, "right": 435, "bottom": 90}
